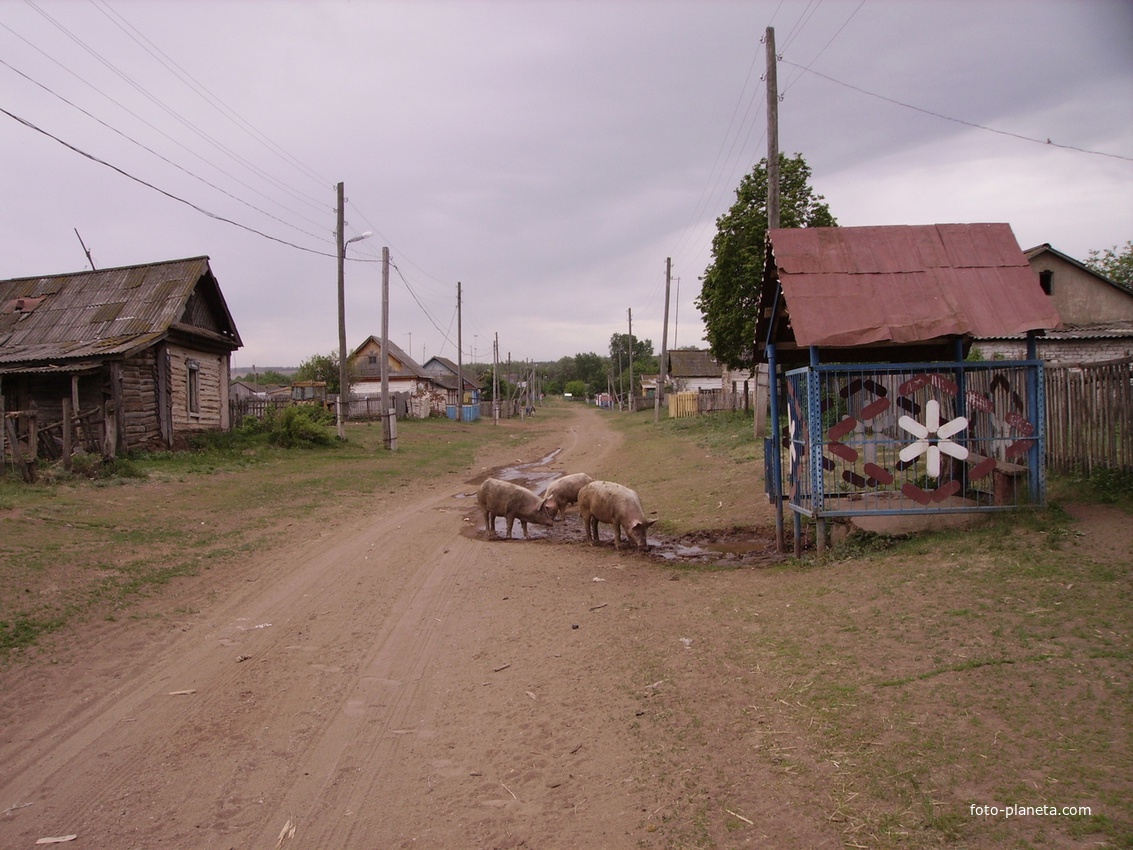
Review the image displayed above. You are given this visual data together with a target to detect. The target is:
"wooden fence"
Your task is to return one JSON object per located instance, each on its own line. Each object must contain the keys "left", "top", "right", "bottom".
{"left": 1044, "top": 356, "right": 1132, "bottom": 474}
{"left": 230, "top": 394, "right": 410, "bottom": 427}
{"left": 667, "top": 389, "right": 753, "bottom": 418}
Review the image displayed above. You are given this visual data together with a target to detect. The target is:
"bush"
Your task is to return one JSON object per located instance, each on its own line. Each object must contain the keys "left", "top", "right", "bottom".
{"left": 269, "top": 406, "right": 334, "bottom": 448}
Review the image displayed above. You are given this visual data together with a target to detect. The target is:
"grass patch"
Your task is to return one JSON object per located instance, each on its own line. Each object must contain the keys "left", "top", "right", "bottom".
{"left": 0, "top": 412, "right": 539, "bottom": 659}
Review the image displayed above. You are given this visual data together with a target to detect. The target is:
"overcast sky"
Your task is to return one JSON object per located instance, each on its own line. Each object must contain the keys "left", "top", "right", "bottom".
{"left": 3, "top": 0, "right": 1131, "bottom": 370}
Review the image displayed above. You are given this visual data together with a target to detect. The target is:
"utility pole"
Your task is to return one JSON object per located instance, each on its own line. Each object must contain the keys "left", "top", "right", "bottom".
{"left": 493, "top": 333, "right": 499, "bottom": 425}
{"left": 627, "top": 308, "right": 634, "bottom": 412}
{"left": 456, "top": 281, "right": 463, "bottom": 423}
{"left": 381, "top": 246, "right": 396, "bottom": 450}
{"left": 766, "top": 26, "right": 780, "bottom": 230}
{"left": 336, "top": 182, "right": 347, "bottom": 440}
{"left": 655, "top": 257, "right": 672, "bottom": 423}
{"left": 334, "top": 182, "right": 371, "bottom": 440}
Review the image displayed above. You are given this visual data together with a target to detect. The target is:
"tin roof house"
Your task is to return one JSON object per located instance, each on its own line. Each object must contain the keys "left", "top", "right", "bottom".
{"left": 0, "top": 257, "right": 242, "bottom": 460}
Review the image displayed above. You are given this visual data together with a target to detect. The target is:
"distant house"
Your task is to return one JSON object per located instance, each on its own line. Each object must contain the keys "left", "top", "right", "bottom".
{"left": 230, "top": 379, "right": 271, "bottom": 400}
{"left": 667, "top": 349, "right": 723, "bottom": 393}
{"left": 976, "top": 243, "right": 1133, "bottom": 363}
{"left": 0, "top": 257, "right": 242, "bottom": 455}
{"left": 421, "top": 355, "right": 482, "bottom": 406}
{"left": 348, "top": 335, "right": 431, "bottom": 398}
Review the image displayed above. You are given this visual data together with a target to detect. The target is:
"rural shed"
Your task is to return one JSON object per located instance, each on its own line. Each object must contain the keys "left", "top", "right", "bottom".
{"left": 756, "top": 224, "right": 1063, "bottom": 554}
{"left": 667, "top": 349, "right": 723, "bottom": 392}
{"left": 755, "top": 223, "right": 1063, "bottom": 364}
{"left": 0, "top": 257, "right": 242, "bottom": 460}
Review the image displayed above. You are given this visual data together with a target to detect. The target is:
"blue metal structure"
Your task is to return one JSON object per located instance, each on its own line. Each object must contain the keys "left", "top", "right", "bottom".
{"left": 765, "top": 357, "right": 1046, "bottom": 552}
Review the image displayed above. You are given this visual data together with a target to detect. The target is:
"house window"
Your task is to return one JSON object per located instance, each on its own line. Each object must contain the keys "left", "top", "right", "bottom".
{"left": 368, "top": 355, "right": 378, "bottom": 365}
{"left": 187, "top": 359, "right": 200, "bottom": 415}
{"left": 1039, "top": 269, "right": 1053, "bottom": 296}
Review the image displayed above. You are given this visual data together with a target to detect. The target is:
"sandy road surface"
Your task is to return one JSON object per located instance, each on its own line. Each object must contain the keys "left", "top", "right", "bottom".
{"left": 0, "top": 405, "right": 688, "bottom": 849}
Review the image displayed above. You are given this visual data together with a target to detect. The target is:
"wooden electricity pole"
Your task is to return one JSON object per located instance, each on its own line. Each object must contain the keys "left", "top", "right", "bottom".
{"left": 655, "top": 257, "right": 671, "bottom": 423}
{"left": 766, "top": 26, "right": 780, "bottom": 230}
{"left": 456, "top": 281, "right": 463, "bottom": 423}
{"left": 336, "top": 182, "right": 347, "bottom": 439}
{"left": 627, "top": 308, "right": 634, "bottom": 412}
{"left": 381, "top": 246, "right": 396, "bottom": 450}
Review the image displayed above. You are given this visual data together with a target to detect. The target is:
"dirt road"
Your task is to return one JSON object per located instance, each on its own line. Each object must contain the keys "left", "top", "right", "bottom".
{"left": 0, "top": 404, "right": 735, "bottom": 849}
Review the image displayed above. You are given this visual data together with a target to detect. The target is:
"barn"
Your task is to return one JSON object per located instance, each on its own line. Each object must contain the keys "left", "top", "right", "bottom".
{"left": 0, "top": 257, "right": 242, "bottom": 462}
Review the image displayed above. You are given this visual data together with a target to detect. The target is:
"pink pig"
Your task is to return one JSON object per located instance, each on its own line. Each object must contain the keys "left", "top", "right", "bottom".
{"left": 477, "top": 478, "right": 555, "bottom": 540}
{"left": 577, "top": 480, "right": 657, "bottom": 550}
{"left": 542, "top": 472, "right": 594, "bottom": 520}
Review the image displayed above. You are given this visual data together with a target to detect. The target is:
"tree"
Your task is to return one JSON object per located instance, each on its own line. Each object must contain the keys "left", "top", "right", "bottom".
{"left": 696, "top": 152, "right": 837, "bottom": 371}
{"left": 1086, "top": 241, "right": 1133, "bottom": 289}
{"left": 573, "top": 352, "right": 609, "bottom": 395}
{"left": 232, "top": 369, "right": 290, "bottom": 386}
{"left": 609, "top": 333, "right": 657, "bottom": 398}
{"left": 294, "top": 352, "right": 342, "bottom": 394}
{"left": 563, "top": 380, "right": 587, "bottom": 398}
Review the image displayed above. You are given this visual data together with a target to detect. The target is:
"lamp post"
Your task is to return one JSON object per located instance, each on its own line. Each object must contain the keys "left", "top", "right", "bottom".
{"left": 336, "top": 184, "right": 371, "bottom": 439}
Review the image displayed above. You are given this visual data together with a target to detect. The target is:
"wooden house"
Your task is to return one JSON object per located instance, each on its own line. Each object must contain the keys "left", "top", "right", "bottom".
{"left": 421, "top": 355, "right": 483, "bottom": 406}
{"left": 348, "top": 336, "right": 430, "bottom": 398}
{"left": 0, "top": 257, "right": 242, "bottom": 457}
{"left": 667, "top": 349, "right": 723, "bottom": 392}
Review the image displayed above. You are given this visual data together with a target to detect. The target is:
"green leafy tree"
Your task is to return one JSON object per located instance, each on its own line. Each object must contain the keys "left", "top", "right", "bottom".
{"left": 609, "top": 333, "right": 657, "bottom": 398}
{"left": 696, "top": 152, "right": 837, "bottom": 371}
{"left": 573, "top": 352, "right": 609, "bottom": 395}
{"left": 1086, "top": 241, "right": 1133, "bottom": 288}
{"left": 233, "top": 369, "right": 290, "bottom": 386}
{"left": 294, "top": 352, "right": 342, "bottom": 394}
{"left": 563, "top": 380, "right": 587, "bottom": 398}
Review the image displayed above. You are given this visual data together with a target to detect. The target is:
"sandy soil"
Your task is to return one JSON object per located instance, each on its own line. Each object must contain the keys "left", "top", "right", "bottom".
{"left": 0, "top": 404, "right": 771, "bottom": 849}
{"left": 1, "top": 403, "right": 1128, "bottom": 849}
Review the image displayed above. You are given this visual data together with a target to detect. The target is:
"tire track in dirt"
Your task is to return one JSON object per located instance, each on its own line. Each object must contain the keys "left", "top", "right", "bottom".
{"left": 1, "top": 405, "right": 625, "bottom": 848}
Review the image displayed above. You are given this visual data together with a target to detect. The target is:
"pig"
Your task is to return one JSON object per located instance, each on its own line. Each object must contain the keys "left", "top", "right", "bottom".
{"left": 477, "top": 477, "right": 555, "bottom": 540}
{"left": 542, "top": 472, "right": 594, "bottom": 520}
{"left": 577, "top": 480, "right": 657, "bottom": 550}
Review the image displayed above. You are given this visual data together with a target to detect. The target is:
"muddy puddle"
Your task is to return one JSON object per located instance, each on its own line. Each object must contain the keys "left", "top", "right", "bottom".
{"left": 455, "top": 455, "right": 785, "bottom": 568}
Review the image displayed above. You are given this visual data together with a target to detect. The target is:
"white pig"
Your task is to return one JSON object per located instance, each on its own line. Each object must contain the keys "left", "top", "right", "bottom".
{"left": 477, "top": 478, "right": 555, "bottom": 540}
{"left": 577, "top": 480, "right": 657, "bottom": 550}
{"left": 542, "top": 472, "right": 594, "bottom": 520}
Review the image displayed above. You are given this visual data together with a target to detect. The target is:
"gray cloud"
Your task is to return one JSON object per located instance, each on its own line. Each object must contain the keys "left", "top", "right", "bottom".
{"left": 2, "top": 0, "right": 1130, "bottom": 370}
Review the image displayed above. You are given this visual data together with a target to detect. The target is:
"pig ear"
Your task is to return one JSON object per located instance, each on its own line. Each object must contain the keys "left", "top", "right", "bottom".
{"left": 642, "top": 519, "right": 657, "bottom": 529}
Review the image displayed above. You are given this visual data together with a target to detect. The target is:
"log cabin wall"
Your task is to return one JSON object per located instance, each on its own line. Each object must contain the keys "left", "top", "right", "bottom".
{"left": 119, "top": 349, "right": 163, "bottom": 450}
{"left": 166, "top": 343, "right": 227, "bottom": 443}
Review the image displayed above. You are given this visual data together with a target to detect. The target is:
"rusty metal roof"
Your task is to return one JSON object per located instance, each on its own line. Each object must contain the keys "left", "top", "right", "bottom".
{"left": 758, "top": 224, "right": 1063, "bottom": 362}
{"left": 0, "top": 257, "right": 241, "bottom": 367}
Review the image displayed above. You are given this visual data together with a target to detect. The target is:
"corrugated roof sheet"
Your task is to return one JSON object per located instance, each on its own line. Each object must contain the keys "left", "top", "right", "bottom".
{"left": 764, "top": 224, "right": 1063, "bottom": 351}
{"left": 0, "top": 257, "right": 240, "bottom": 365}
{"left": 668, "top": 349, "right": 720, "bottom": 378}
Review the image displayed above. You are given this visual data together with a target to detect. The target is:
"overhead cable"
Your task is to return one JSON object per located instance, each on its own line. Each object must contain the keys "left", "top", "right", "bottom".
{"left": 1, "top": 105, "right": 339, "bottom": 256}
{"left": 782, "top": 59, "right": 1133, "bottom": 162}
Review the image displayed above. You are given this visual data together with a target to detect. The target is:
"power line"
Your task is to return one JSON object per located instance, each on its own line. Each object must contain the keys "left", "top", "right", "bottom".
{"left": 90, "top": 0, "right": 331, "bottom": 198}
{"left": 1, "top": 105, "right": 339, "bottom": 256}
{"left": 0, "top": 57, "right": 329, "bottom": 245}
{"left": 19, "top": 0, "right": 330, "bottom": 219}
{"left": 781, "top": 58, "right": 1133, "bottom": 163}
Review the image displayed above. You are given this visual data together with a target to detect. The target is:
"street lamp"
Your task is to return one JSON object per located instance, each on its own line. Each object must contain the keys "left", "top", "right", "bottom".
{"left": 337, "top": 226, "right": 372, "bottom": 439}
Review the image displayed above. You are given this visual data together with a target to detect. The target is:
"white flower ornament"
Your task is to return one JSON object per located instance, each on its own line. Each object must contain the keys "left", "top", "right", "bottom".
{"left": 898, "top": 399, "right": 969, "bottom": 478}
